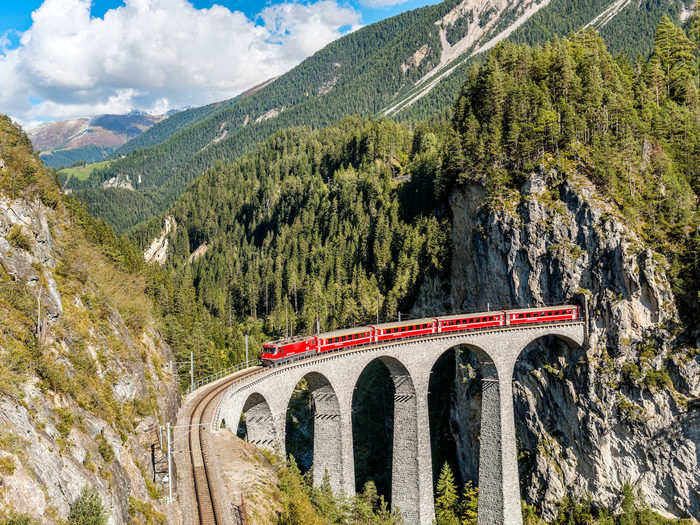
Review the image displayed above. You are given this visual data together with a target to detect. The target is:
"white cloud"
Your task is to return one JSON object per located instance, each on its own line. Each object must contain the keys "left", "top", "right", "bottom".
{"left": 0, "top": 0, "right": 361, "bottom": 122}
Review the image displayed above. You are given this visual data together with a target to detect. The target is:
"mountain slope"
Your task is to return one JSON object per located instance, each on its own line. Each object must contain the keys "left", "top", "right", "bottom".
{"left": 28, "top": 112, "right": 166, "bottom": 168}
{"left": 135, "top": 26, "right": 699, "bottom": 518}
{"left": 0, "top": 114, "right": 180, "bottom": 523}
{"left": 68, "top": 0, "right": 686, "bottom": 233}
{"left": 114, "top": 78, "right": 278, "bottom": 156}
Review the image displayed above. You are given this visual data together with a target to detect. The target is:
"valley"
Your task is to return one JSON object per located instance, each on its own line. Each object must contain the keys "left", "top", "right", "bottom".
{"left": 0, "top": 0, "right": 698, "bottom": 524}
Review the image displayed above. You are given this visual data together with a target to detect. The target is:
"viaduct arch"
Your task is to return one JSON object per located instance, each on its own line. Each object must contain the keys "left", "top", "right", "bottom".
{"left": 215, "top": 321, "right": 585, "bottom": 525}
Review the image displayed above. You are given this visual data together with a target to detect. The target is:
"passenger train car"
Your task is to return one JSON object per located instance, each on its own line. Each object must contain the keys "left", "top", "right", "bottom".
{"left": 261, "top": 305, "right": 581, "bottom": 366}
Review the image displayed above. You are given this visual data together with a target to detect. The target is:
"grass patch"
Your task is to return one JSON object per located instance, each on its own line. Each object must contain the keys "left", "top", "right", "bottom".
{"left": 128, "top": 498, "right": 166, "bottom": 525}
{"left": 59, "top": 161, "right": 111, "bottom": 183}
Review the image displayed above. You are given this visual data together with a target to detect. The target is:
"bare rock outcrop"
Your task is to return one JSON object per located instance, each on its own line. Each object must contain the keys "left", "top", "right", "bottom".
{"left": 414, "top": 169, "right": 699, "bottom": 520}
{"left": 0, "top": 195, "right": 180, "bottom": 523}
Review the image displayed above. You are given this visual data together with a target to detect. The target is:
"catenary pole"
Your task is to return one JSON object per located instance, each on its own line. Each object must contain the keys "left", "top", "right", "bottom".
{"left": 166, "top": 422, "right": 172, "bottom": 502}
{"left": 190, "top": 351, "right": 194, "bottom": 392}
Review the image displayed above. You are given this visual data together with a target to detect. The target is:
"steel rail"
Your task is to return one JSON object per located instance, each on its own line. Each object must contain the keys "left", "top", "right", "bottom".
{"left": 187, "top": 369, "right": 258, "bottom": 524}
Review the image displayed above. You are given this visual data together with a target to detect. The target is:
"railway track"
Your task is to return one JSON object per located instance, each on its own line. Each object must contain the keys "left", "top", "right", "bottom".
{"left": 187, "top": 368, "right": 259, "bottom": 525}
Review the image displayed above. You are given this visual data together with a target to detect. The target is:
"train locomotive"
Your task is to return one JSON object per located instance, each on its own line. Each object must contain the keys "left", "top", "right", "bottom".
{"left": 261, "top": 305, "right": 581, "bottom": 366}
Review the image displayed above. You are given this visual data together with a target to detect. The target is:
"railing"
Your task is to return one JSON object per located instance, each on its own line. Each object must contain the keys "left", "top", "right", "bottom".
{"left": 187, "top": 359, "right": 261, "bottom": 394}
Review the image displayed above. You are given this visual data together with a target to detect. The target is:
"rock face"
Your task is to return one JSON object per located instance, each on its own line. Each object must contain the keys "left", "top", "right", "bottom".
{"left": 0, "top": 195, "right": 180, "bottom": 523}
{"left": 144, "top": 216, "right": 176, "bottom": 265}
{"left": 414, "top": 169, "right": 699, "bottom": 520}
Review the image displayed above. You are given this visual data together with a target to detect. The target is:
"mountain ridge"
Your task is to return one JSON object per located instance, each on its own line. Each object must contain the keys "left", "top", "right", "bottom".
{"left": 67, "top": 0, "right": 687, "bottom": 235}
{"left": 27, "top": 112, "right": 168, "bottom": 168}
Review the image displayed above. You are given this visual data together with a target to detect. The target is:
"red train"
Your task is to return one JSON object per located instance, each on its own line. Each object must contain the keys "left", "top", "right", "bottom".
{"left": 261, "top": 305, "right": 581, "bottom": 366}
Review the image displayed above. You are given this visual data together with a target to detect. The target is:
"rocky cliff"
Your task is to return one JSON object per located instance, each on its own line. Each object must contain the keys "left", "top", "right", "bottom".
{"left": 414, "top": 168, "right": 699, "bottom": 520}
{"left": 0, "top": 117, "right": 180, "bottom": 523}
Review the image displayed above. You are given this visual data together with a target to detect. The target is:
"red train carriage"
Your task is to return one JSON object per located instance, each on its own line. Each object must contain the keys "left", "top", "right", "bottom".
{"left": 438, "top": 311, "right": 503, "bottom": 333}
{"left": 507, "top": 305, "right": 579, "bottom": 326}
{"left": 317, "top": 327, "right": 373, "bottom": 353}
{"left": 372, "top": 317, "right": 436, "bottom": 343}
{"left": 261, "top": 304, "right": 582, "bottom": 366}
{"left": 261, "top": 335, "right": 315, "bottom": 365}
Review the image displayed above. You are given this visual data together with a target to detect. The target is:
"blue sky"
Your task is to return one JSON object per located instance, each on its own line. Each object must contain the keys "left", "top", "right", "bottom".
{"left": 0, "top": 0, "right": 439, "bottom": 123}
{"left": 1, "top": 0, "right": 439, "bottom": 38}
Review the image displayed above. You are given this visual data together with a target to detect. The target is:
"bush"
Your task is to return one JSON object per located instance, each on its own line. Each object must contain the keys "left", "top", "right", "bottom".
{"left": 0, "top": 513, "right": 37, "bottom": 525}
{"left": 96, "top": 436, "right": 114, "bottom": 463}
{"left": 68, "top": 486, "right": 108, "bottom": 525}
{"left": 0, "top": 455, "right": 16, "bottom": 475}
{"left": 6, "top": 225, "right": 32, "bottom": 252}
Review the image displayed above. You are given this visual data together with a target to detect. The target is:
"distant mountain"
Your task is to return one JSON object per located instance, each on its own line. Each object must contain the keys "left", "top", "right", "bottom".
{"left": 67, "top": 0, "right": 687, "bottom": 232}
{"left": 115, "top": 78, "right": 277, "bottom": 156}
{"left": 26, "top": 111, "right": 168, "bottom": 168}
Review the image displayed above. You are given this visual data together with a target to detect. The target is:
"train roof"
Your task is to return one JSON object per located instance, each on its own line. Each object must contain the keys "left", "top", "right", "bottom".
{"left": 506, "top": 304, "right": 578, "bottom": 314}
{"left": 263, "top": 335, "right": 311, "bottom": 346}
{"left": 319, "top": 326, "right": 373, "bottom": 339}
{"left": 439, "top": 311, "right": 500, "bottom": 320}
{"left": 371, "top": 317, "right": 436, "bottom": 330}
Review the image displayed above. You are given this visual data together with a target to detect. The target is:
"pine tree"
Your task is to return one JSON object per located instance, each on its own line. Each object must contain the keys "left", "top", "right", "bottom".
{"left": 618, "top": 482, "right": 637, "bottom": 525}
{"left": 68, "top": 486, "right": 108, "bottom": 525}
{"left": 459, "top": 481, "right": 478, "bottom": 525}
{"left": 435, "top": 462, "right": 460, "bottom": 525}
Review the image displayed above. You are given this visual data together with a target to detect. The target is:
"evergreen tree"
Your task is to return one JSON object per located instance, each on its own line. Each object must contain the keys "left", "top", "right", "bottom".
{"left": 459, "top": 481, "right": 478, "bottom": 525}
{"left": 435, "top": 462, "right": 460, "bottom": 525}
{"left": 68, "top": 486, "right": 108, "bottom": 525}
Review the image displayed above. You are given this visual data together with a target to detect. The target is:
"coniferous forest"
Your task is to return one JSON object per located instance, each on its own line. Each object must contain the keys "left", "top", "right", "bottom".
{"left": 129, "top": 21, "right": 699, "bottom": 521}
{"left": 63, "top": 0, "right": 688, "bottom": 234}
{"left": 136, "top": 21, "right": 698, "bottom": 385}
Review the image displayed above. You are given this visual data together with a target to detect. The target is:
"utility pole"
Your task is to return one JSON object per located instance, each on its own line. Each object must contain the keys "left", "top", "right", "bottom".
{"left": 36, "top": 293, "right": 41, "bottom": 343}
{"left": 245, "top": 334, "right": 249, "bottom": 366}
{"left": 376, "top": 291, "right": 379, "bottom": 324}
{"left": 190, "top": 351, "right": 194, "bottom": 392}
{"left": 166, "top": 422, "right": 172, "bottom": 502}
{"left": 398, "top": 312, "right": 401, "bottom": 322}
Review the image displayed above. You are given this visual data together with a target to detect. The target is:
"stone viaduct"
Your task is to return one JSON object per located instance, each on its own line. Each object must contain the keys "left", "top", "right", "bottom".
{"left": 213, "top": 321, "right": 585, "bottom": 525}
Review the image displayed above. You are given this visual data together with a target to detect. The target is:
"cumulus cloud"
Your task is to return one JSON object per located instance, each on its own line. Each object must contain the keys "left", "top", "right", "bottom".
{"left": 0, "top": 0, "right": 361, "bottom": 122}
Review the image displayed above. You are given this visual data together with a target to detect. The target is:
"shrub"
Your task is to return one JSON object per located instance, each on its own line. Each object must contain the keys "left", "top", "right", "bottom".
{"left": 6, "top": 226, "right": 32, "bottom": 252}
{"left": 96, "top": 436, "right": 114, "bottom": 463}
{"left": 68, "top": 486, "right": 108, "bottom": 525}
{"left": 0, "top": 455, "right": 16, "bottom": 475}
{"left": 0, "top": 513, "right": 37, "bottom": 525}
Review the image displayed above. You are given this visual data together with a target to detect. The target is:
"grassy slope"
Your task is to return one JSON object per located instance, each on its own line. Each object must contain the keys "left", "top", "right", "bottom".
{"left": 59, "top": 160, "right": 112, "bottom": 183}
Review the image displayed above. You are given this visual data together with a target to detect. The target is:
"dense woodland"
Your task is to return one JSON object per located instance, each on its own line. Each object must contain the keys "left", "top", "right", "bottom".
{"left": 5, "top": 8, "right": 699, "bottom": 522}
{"left": 131, "top": 117, "right": 450, "bottom": 339}
{"left": 131, "top": 17, "right": 699, "bottom": 391}
{"left": 66, "top": 0, "right": 686, "bottom": 233}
